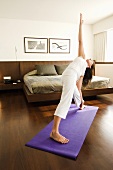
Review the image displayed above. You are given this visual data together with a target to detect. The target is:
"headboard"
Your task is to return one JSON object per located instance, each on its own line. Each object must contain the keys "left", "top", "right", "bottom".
{"left": 0, "top": 61, "right": 21, "bottom": 82}
{"left": 19, "top": 61, "right": 72, "bottom": 79}
{"left": 0, "top": 60, "right": 95, "bottom": 83}
{"left": 92, "top": 60, "right": 95, "bottom": 75}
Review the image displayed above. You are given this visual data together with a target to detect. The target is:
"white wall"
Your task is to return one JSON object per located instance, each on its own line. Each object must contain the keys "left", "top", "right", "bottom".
{"left": 0, "top": 18, "right": 94, "bottom": 61}
{"left": 93, "top": 15, "right": 113, "bottom": 34}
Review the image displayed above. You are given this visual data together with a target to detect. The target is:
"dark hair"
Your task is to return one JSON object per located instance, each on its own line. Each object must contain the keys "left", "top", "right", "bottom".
{"left": 82, "top": 64, "right": 94, "bottom": 87}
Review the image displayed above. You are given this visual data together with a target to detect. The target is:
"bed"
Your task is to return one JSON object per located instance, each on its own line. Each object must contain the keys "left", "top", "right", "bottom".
{"left": 22, "top": 61, "right": 113, "bottom": 102}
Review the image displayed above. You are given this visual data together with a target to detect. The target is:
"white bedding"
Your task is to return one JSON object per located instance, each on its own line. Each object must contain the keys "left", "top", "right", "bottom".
{"left": 82, "top": 76, "right": 110, "bottom": 90}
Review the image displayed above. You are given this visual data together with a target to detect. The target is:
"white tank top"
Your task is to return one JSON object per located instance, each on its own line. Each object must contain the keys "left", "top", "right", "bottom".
{"left": 62, "top": 57, "right": 87, "bottom": 80}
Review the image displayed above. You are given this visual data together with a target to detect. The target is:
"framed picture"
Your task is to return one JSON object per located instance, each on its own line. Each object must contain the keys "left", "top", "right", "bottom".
{"left": 49, "top": 38, "right": 70, "bottom": 53}
{"left": 24, "top": 37, "right": 48, "bottom": 53}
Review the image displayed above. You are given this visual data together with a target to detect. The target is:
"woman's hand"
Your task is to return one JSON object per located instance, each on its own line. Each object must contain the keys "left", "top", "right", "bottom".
{"left": 80, "top": 13, "right": 84, "bottom": 25}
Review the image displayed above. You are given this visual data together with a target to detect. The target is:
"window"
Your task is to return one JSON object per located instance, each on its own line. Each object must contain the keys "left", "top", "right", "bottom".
{"left": 106, "top": 29, "right": 113, "bottom": 62}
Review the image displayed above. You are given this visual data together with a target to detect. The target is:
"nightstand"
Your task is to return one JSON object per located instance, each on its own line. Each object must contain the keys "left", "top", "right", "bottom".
{"left": 0, "top": 82, "right": 23, "bottom": 90}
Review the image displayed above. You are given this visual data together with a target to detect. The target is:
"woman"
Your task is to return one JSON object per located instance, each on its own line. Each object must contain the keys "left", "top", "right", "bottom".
{"left": 50, "top": 14, "right": 94, "bottom": 144}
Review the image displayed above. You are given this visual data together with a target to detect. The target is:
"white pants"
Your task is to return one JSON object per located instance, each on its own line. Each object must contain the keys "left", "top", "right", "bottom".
{"left": 54, "top": 74, "right": 81, "bottom": 119}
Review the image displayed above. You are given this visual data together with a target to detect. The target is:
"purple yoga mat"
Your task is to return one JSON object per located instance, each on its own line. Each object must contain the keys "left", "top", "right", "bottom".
{"left": 25, "top": 104, "right": 98, "bottom": 160}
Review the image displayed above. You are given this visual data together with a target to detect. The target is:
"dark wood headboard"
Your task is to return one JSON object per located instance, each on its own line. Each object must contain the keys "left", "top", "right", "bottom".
{"left": 19, "top": 61, "right": 72, "bottom": 79}
{"left": 0, "top": 60, "right": 95, "bottom": 83}
{"left": 0, "top": 62, "right": 21, "bottom": 82}
{"left": 0, "top": 61, "right": 71, "bottom": 82}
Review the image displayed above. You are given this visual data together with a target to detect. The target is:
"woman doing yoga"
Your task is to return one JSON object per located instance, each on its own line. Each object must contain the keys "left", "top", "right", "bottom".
{"left": 50, "top": 13, "right": 94, "bottom": 144}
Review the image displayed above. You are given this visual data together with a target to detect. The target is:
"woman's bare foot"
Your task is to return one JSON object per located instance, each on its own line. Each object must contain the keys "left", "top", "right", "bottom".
{"left": 50, "top": 132, "right": 69, "bottom": 144}
{"left": 80, "top": 104, "right": 86, "bottom": 110}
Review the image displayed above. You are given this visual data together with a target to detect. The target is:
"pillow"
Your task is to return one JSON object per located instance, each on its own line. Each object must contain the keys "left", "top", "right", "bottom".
{"left": 55, "top": 64, "right": 68, "bottom": 75}
{"left": 35, "top": 64, "right": 58, "bottom": 76}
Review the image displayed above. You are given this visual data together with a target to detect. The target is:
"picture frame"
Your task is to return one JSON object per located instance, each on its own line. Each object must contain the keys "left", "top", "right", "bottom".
{"left": 49, "top": 38, "right": 70, "bottom": 53}
{"left": 24, "top": 37, "right": 48, "bottom": 53}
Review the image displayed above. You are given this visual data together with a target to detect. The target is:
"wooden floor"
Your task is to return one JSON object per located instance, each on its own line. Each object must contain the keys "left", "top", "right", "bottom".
{"left": 0, "top": 90, "right": 113, "bottom": 170}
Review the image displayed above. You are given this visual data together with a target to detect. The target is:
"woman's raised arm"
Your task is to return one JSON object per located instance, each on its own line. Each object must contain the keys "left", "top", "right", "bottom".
{"left": 78, "top": 13, "right": 85, "bottom": 59}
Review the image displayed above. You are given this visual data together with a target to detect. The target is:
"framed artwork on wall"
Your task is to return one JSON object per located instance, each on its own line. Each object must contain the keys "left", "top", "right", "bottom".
{"left": 24, "top": 37, "right": 48, "bottom": 53}
{"left": 49, "top": 38, "right": 70, "bottom": 53}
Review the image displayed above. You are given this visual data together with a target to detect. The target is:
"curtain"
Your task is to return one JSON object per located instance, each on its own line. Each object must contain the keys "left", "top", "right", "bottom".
{"left": 94, "top": 32, "right": 107, "bottom": 62}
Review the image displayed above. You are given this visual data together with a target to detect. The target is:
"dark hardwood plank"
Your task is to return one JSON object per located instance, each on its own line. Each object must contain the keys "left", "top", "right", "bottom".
{"left": 0, "top": 90, "right": 113, "bottom": 170}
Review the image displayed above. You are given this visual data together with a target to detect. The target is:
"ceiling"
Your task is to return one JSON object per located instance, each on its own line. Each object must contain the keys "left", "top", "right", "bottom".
{"left": 0, "top": 0, "right": 113, "bottom": 24}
